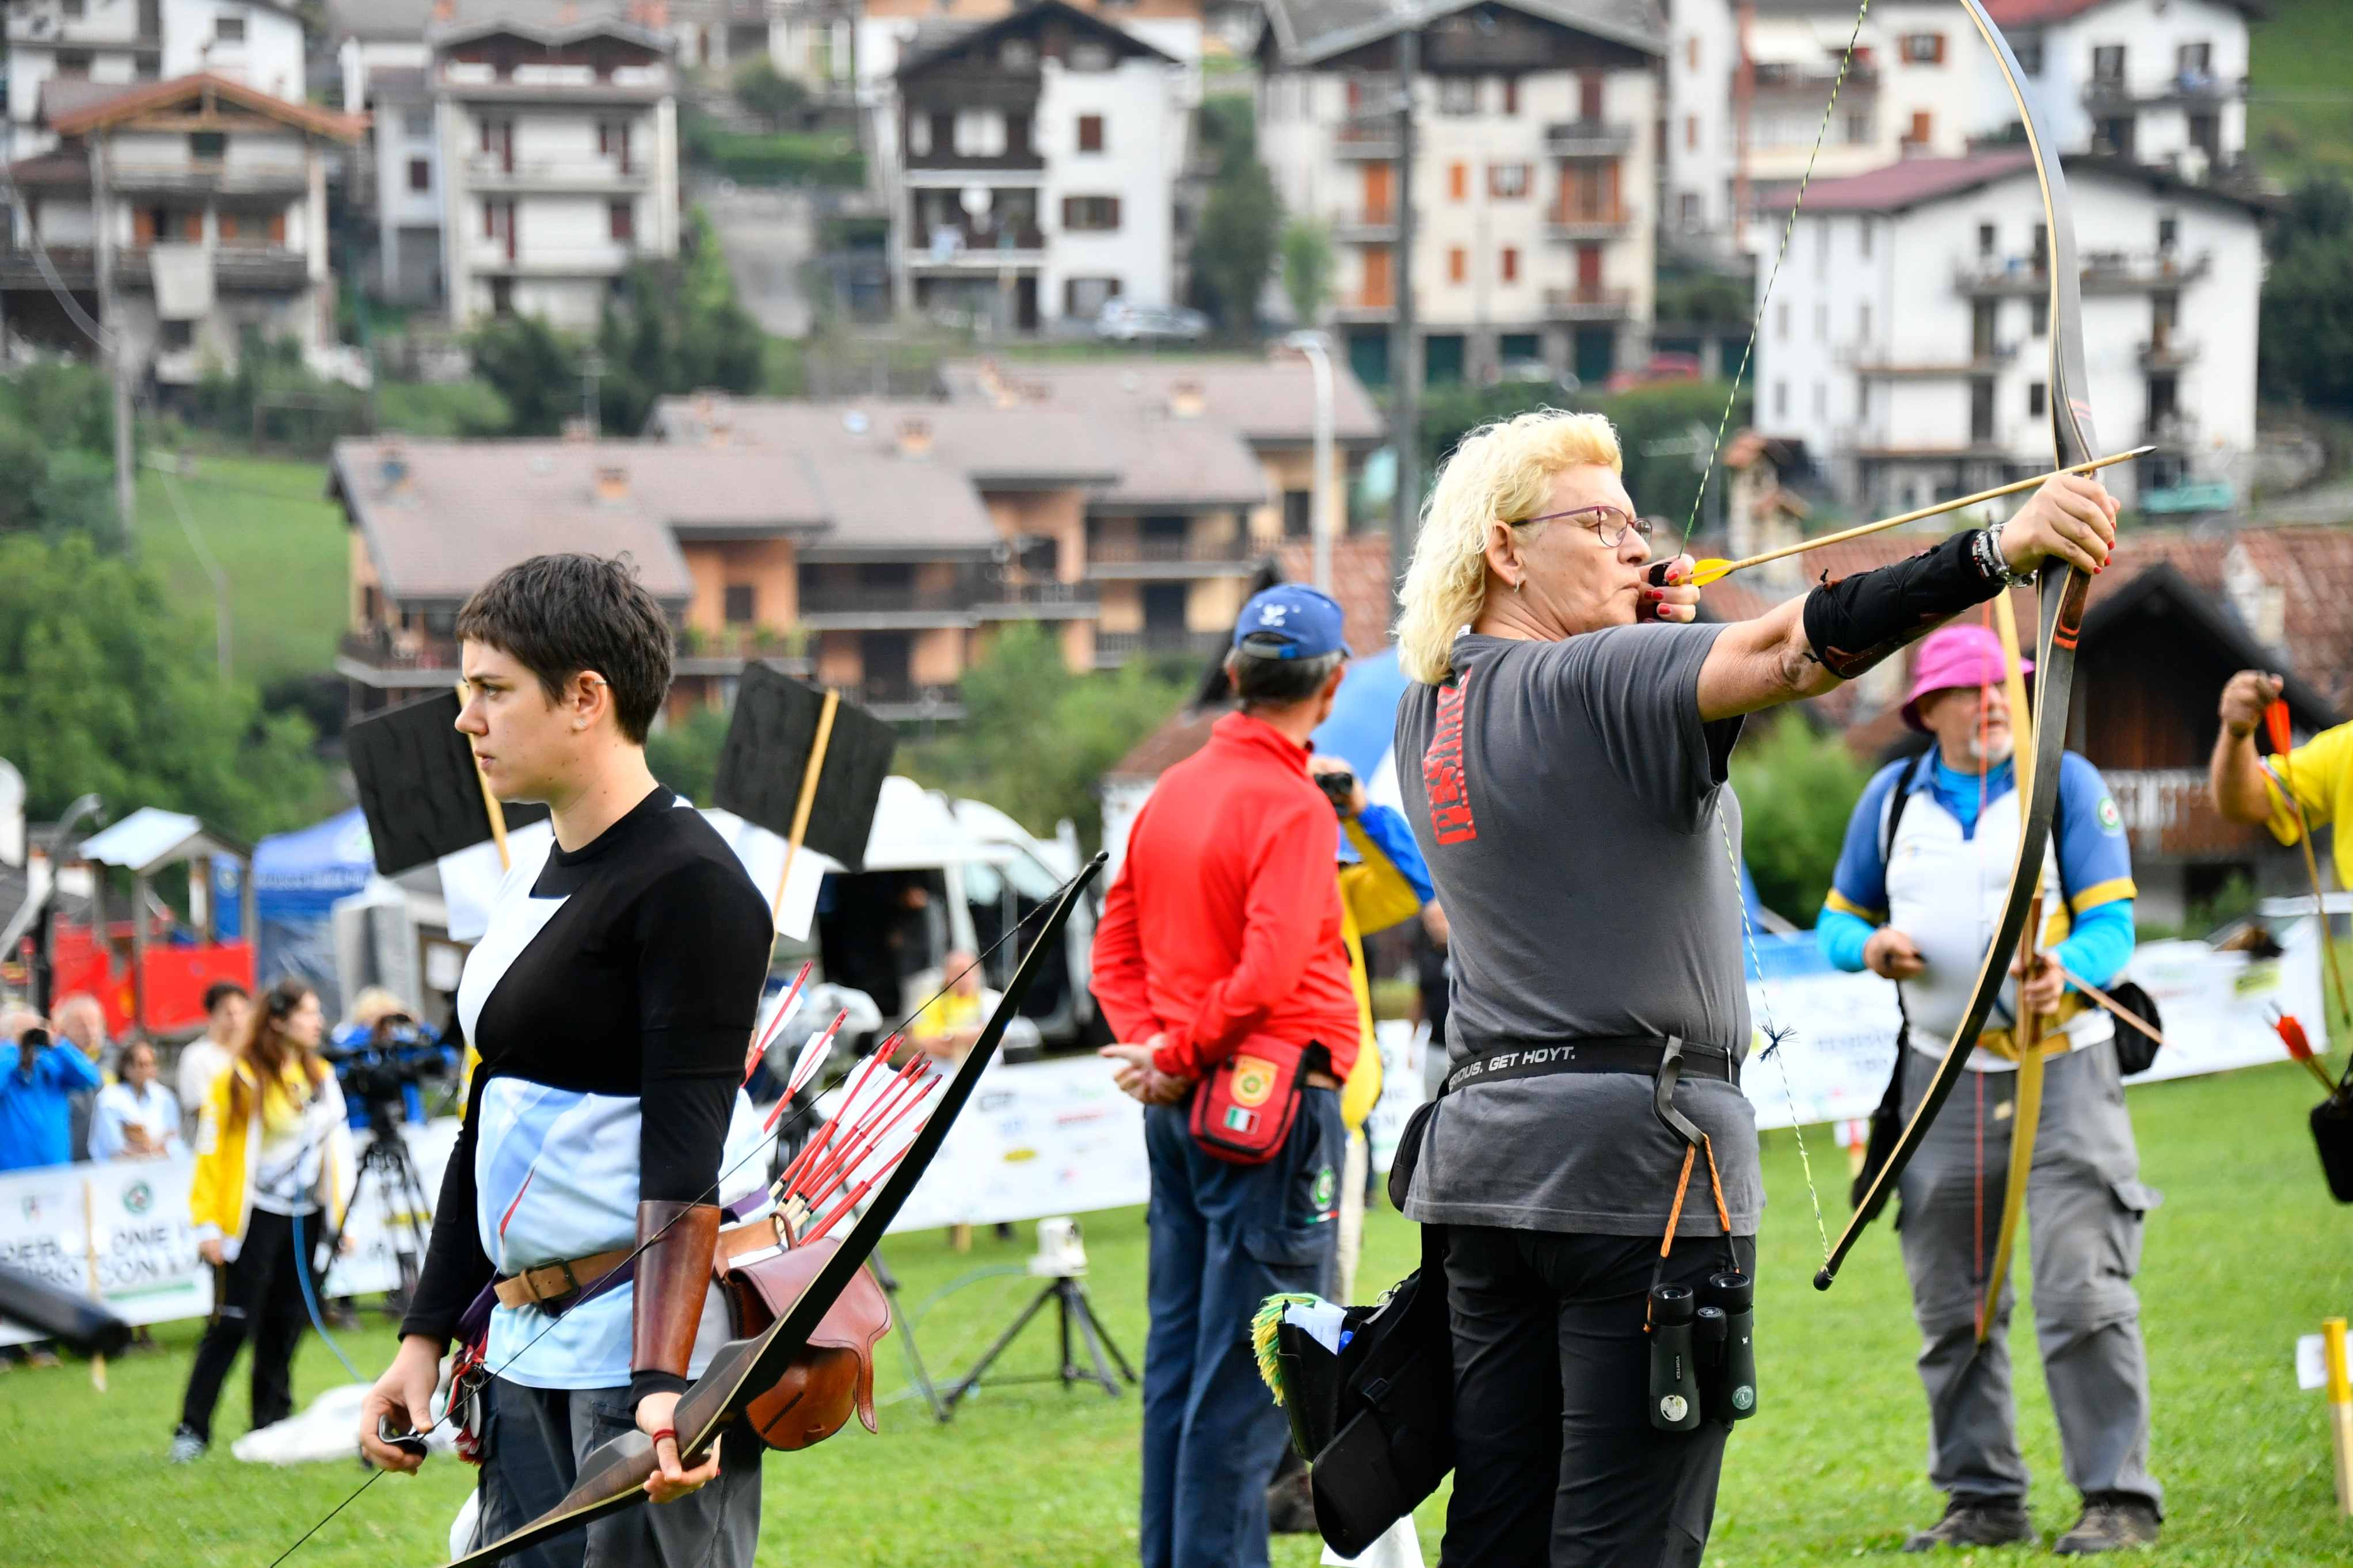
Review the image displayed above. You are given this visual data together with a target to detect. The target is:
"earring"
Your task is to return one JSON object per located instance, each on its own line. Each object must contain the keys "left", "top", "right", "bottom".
{"left": 1512, "top": 575, "right": 1524, "bottom": 594}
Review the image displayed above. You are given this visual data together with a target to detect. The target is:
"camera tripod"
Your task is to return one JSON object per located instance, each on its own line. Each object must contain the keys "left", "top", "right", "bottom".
{"left": 322, "top": 1104, "right": 439, "bottom": 1316}
{"left": 939, "top": 1269, "right": 1136, "bottom": 1415}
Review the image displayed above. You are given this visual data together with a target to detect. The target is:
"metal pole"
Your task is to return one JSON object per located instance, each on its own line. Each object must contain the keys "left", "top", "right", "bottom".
{"left": 1387, "top": 18, "right": 1421, "bottom": 614}
{"left": 1307, "top": 338, "right": 1335, "bottom": 594}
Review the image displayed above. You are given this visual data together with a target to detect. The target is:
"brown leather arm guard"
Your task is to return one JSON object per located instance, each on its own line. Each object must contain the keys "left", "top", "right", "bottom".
{"left": 627, "top": 1199, "right": 722, "bottom": 1410}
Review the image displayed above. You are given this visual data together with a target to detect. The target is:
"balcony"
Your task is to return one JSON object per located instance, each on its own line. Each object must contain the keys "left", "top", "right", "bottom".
{"left": 336, "top": 628, "right": 463, "bottom": 689}
{"left": 1543, "top": 285, "right": 1634, "bottom": 321}
{"left": 109, "top": 161, "right": 309, "bottom": 197}
{"left": 903, "top": 222, "right": 1046, "bottom": 268}
{"left": 1332, "top": 116, "right": 1400, "bottom": 159}
{"left": 464, "top": 154, "right": 652, "bottom": 192}
{"left": 1954, "top": 250, "right": 2211, "bottom": 297}
{"left": 1751, "top": 60, "right": 1879, "bottom": 94}
{"left": 2139, "top": 335, "right": 2199, "bottom": 371}
{"left": 2105, "top": 767, "right": 2270, "bottom": 858}
{"left": 797, "top": 580, "right": 979, "bottom": 630}
{"left": 1838, "top": 341, "right": 2020, "bottom": 377}
{"left": 1332, "top": 207, "right": 1399, "bottom": 242}
{"left": 2142, "top": 412, "right": 2200, "bottom": 451}
{"left": 1332, "top": 294, "right": 1396, "bottom": 322}
{"left": 1094, "top": 628, "right": 1229, "bottom": 666}
{"left": 973, "top": 579, "right": 1100, "bottom": 620}
{"left": 1544, "top": 201, "right": 1632, "bottom": 240}
{"left": 903, "top": 147, "right": 1047, "bottom": 176}
{"left": 1544, "top": 120, "right": 1636, "bottom": 158}
{"left": 2082, "top": 71, "right": 2243, "bottom": 112}
{"left": 857, "top": 677, "right": 963, "bottom": 721}
{"left": 674, "top": 626, "right": 811, "bottom": 680}
{"left": 0, "top": 245, "right": 308, "bottom": 291}
{"left": 468, "top": 240, "right": 642, "bottom": 276}
{"left": 1086, "top": 536, "right": 1265, "bottom": 578}
{"left": 203, "top": 246, "right": 313, "bottom": 289}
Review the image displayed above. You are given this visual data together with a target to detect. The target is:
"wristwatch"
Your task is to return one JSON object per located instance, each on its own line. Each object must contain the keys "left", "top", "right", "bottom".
{"left": 1970, "top": 527, "right": 2036, "bottom": 589}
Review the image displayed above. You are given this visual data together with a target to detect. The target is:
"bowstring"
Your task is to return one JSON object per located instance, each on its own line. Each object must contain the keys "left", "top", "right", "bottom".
{"left": 1722, "top": 804, "right": 1828, "bottom": 1264}
{"left": 1674, "top": 0, "right": 1879, "bottom": 561}
{"left": 264, "top": 864, "right": 1092, "bottom": 1568}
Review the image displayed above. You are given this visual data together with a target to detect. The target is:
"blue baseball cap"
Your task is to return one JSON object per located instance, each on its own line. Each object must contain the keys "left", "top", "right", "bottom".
{"left": 1233, "top": 583, "right": 1351, "bottom": 661}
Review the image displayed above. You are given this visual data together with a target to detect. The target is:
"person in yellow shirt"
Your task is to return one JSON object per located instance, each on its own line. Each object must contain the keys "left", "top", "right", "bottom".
{"left": 171, "top": 979, "right": 352, "bottom": 1463}
{"left": 2212, "top": 670, "right": 2353, "bottom": 886}
{"left": 908, "top": 949, "right": 993, "bottom": 1064}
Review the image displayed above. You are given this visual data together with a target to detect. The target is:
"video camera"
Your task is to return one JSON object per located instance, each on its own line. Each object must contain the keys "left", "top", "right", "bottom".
{"left": 323, "top": 1015, "right": 456, "bottom": 1126}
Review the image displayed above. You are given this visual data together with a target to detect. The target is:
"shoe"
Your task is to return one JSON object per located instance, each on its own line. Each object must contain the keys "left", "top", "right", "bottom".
{"left": 1266, "top": 1467, "right": 1319, "bottom": 1535}
{"left": 2053, "top": 1494, "right": 2161, "bottom": 1555}
{"left": 1902, "top": 1497, "right": 2035, "bottom": 1551}
{"left": 167, "top": 1428, "right": 207, "bottom": 1464}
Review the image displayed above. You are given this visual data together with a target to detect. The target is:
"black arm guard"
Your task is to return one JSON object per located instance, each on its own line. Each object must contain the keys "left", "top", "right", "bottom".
{"left": 1799, "top": 529, "right": 2006, "bottom": 680}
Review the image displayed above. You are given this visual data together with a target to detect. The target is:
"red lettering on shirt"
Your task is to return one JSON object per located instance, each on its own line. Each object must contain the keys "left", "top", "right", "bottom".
{"left": 1423, "top": 673, "right": 1479, "bottom": 844}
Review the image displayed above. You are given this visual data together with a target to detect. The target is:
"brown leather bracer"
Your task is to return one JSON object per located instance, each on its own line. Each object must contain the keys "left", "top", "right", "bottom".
{"left": 713, "top": 1226, "right": 893, "bottom": 1451}
{"left": 633, "top": 1199, "right": 722, "bottom": 1385}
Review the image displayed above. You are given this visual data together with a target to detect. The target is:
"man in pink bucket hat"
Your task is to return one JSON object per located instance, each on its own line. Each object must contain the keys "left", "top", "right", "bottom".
{"left": 1818, "top": 621, "right": 2162, "bottom": 1555}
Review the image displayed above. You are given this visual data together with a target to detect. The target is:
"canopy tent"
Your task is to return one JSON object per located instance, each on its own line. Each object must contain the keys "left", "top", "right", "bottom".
{"left": 74, "top": 807, "right": 256, "bottom": 1036}
{"left": 237, "top": 808, "right": 375, "bottom": 1012}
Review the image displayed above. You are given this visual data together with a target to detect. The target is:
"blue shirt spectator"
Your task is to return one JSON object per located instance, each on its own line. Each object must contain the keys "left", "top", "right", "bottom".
{"left": 0, "top": 1016, "right": 106, "bottom": 1172}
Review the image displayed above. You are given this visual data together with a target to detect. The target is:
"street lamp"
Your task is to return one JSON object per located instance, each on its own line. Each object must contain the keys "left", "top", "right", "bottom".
{"left": 1282, "top": 329, "right": 1337, "bottom": 596}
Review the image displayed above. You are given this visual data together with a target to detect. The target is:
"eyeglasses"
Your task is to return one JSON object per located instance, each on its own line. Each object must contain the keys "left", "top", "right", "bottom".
{"left": 1514, "top": 504, "right": 1653, "bottom": 549}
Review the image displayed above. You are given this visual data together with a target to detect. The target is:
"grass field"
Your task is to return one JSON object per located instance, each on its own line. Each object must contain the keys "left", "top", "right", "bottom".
{"left": 2, "top": 1061, "right": 2348, "bottom": 1566}
{"left": 2248, "top": 0, "right": 2353, "bottom": 185}
{"left": 132, "top": 453, "right": 345, "bottom": 689}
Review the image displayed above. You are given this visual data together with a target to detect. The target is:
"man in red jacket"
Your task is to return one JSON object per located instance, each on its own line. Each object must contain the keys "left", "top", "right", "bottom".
{"left": 1095, "top": 584, "right": 1362, "bottom": 1568}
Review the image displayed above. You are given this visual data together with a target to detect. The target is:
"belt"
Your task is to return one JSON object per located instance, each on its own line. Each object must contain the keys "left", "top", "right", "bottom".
{"left": 1445, "top": 1035, "right": 1741, "bottom": 1097}
{"left": 1304, "top": 1070, "right": 1341, "bottom": 1090}
{"left": 493, "top": 1245, "right": 633, "bottom": 1311}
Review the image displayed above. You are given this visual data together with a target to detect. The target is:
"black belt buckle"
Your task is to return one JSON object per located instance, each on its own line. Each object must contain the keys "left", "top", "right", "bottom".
{"left": 1652, "top": 1035, "right": 1704, "bottom": 1149}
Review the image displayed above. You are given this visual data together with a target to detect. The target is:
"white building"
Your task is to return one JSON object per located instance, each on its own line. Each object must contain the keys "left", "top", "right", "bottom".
{"left": 1983, "top": 0, "right": 2255, "bottom": 180}
{"left": 1258, "top": 0, "right": 1665, "bottom": 389}
{"left": 881, "top": 1, "right": 1191, "bottom": 332}
{"left": 1, "top": 74, "right": 363, "bottom": 381}
{"left": 1752, "top": 150, "right": 2263, "bottom": 515}
{"left": 7, "top": 0, "right": 305, "bottom": 158}
{"left": 433, "top": 16, "right": 683, "bottom": 329}
{"left": 1659, "top": 0, "right": 2257, "bottom": 260}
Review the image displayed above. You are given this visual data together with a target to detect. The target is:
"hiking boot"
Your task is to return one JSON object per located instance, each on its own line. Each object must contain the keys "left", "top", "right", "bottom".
{"left": 1266, "top": 1467, "right": 1319, "bottom": 1534}
{"left": 1903, "top": 1497, "right": 2035, "bottom": 1551}
{"left": 2053, "top": 1494, "right": 2160, "bottom": 1555}
{"left": 167, "top": 1427, "right": 207, "bottom": 1464}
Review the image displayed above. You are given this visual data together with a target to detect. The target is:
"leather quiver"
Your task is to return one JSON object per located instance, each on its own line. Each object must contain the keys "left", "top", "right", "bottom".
{"left": 632, "top": 1199, "right": 722, "bottom": 1388}
{"left": 714, "top": 1223, "right": 892, "bottom": 1451}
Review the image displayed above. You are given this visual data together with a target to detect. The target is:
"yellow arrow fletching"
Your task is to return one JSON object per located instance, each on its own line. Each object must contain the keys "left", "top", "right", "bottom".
{"left": 1687, "top": 559, "right": 1733, "bottom": 587}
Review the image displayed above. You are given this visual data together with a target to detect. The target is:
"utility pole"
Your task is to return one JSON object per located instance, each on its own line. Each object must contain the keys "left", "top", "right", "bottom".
{"left": 1387, "top": 16, "right": 1421, "bottom": 615}
{"left": 89, "top": 135, "right": 136, "bottom": 553}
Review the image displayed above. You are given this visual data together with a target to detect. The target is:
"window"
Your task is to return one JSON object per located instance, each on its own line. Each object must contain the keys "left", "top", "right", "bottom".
{"left": 403, "top": 107, "right": 433, "bottom": 138}
{"left": 1447, "top": 247, "right": 1466, "bottom": 284}
{"left": 1774, "top": 380, "right": 1788, "bottom": 418}
{"left": 1860, "top": 218, "right": 1873, "bottom": 257}
{"left": 1439, "top": 78, "right": 1476, "bottom": 115}
{"left": 56, "top": 49, "right": 93, "bottom": 74}
{"left": 1686, "top": 36, "right": 1699, "bottom": 70}
{"left": 189, "top": 131, "right": 226, "bottom": 161}
{"left": 1859, "top": 302, "right": 1871, "bottom": 341}
{"left": 1899, "top": 33, "right": 1944, "bottom": 65}
{"left": 216, "top": 14, "right": 246, "bottom": 43}
{"left": 609, "top": 200, "right": 635, "bottom": 242}
{"left": 1814, "top": 303, "right": 1827, "bottom": 341}
{"left": 1906, "top": 110, "right": 1933, "bottom": 146}
{"left": 218, "top": 211, "right": 238, "bottom": 241}
{"left": 1970, "top": 379, "right": 1996, "bottom": 442}
{"left": 2092, "top": 45, "right": 2124, "bottom": 83}
{"left": 1077, "top": 113, "right": 1104, "bottom": 152}
{"left": 62, "top": 0, "right": 85, "bottom": 16}
{"left": 1448, "top": 162, "right": 1467, "bottom": 201}
{"left": 2015, "top": 36, "right": 2043, "bottom": 75}
{"left": 1685, "top": 115, "right": 1698, "bottom": 151}
{"left": 1282, "top": 490, "right": 1312, "bottom": 538}
{"left": 599, "top": 120, "right": 633, "bottom": 171}
{"left": 1000, "top": 38, "right": 1037, "bottom": 70}
{"left": 408, "top": 158, "right": 430, "bottom": 192}
{"left": 724, "top": 585, "right": 756, "bottom": 624}
{"left": 161, "top": 319, "right": 192, "bottom": 350}
{"left": 1844, "top": 110, "right": 1871, "bottom": 144}
{"left": 1775, "top": 302, "right": 1789, "bottom": 339}
{"left": 1068, "top": 41, "right": 1113, "bottom": 70}
{"left": 1977, "top": 222, "right": 1996, "bottom": 258}
{"left": 1488, "top": 162, "right": 1529, "bottom": 199}
{"left": 1500, "top": 78, "right": 1518, "bottom": 116}
{"left": 2157, "top": 215, "right": 2178, "bottom": 251}
{"left": 1678, "top": 191, "right": 1699, "bottom": 228}
{"left": 2179, "top": 42, "right": 2212, "bottom": 77}
{"left": 2028, "top": 382, "right": 2047, "bottom": 418}
{"left": 1500, "top": 246, "right": 1518, "bottom": 283}
{"left": 1061, "top": 195, "right": 1120, "bottom": 231}
{"left": 1579, "top": 73, "right": 1602, "bottom": 120}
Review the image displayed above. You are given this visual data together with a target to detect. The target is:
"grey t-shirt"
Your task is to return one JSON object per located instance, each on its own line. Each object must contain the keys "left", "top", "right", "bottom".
{"left": 1395, "top": 625, "right": 1762, "bottom": 1238}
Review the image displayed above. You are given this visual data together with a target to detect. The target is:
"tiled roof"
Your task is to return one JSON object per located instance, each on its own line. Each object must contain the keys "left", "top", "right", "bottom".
{"left": 942, "top": 355, "right": 1389, "bottom": 447}
{"left": 1982, "top": 0, "right": 2266, "bottom": 24}
{"left": 51, "top": 73, "right": 368, "bottom": 141}
{"left": 1258, "top": 0, "right": 1666, "bottom": 66}
{"left": 1106, "top": 532, "right": 1394, "bottom": 781}
{"left": 1772, "top": 151, "right": 2036, "bottom": 214}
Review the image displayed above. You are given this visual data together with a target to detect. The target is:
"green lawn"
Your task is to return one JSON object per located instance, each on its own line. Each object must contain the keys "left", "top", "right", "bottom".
{"left": 132, "top": 453, "right": 346, "bottom": 689}
{"left": 3, "top": 1062, "right": 2348, "bottom": 1566}
{"left": 2248, "top": 0, "right": 2353, "bottom": 184}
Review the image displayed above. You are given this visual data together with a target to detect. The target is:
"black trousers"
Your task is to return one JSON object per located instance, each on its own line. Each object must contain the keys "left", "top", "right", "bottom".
{"left": 1440, "top": 1226, "right": 1757, "bottom": 1568}
{"left": 178, "top": 1207, "right": 311, "bottom": 1443}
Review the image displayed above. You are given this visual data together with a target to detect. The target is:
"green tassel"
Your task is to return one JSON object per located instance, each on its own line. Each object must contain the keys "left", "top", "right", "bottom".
{"left": 1251, "top": 1292, "right": 1322, "bottom": 1404}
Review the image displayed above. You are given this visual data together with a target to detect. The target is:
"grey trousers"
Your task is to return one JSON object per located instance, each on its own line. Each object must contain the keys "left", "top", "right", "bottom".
{"left": 1894, "top": 1040, "right": 2164, "bottom": 1512}
{"left": 475, "top": 1378, "right": 763, "bottom": 1568}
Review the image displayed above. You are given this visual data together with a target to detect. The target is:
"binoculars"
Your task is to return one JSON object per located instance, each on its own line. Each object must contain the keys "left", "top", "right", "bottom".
{"left": 1647, "top": 1269, "right": 1758, "bottom": 1432}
